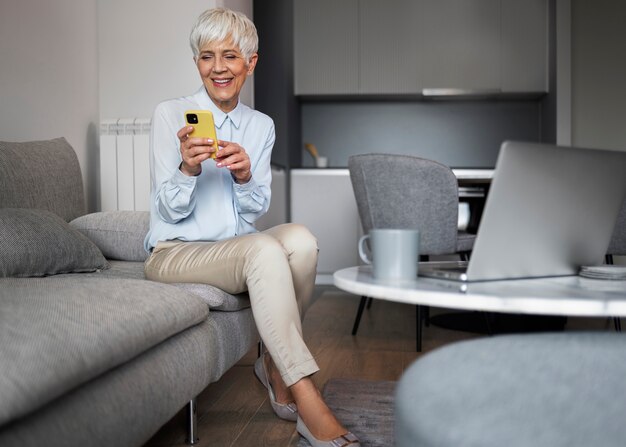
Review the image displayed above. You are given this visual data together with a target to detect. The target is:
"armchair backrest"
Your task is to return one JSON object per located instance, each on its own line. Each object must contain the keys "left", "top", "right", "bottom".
{"left": 348, "top": 153, "right": 459, "bottom": 255}
{"left": 0, "top": 138, "right": 85, "bottom": 222}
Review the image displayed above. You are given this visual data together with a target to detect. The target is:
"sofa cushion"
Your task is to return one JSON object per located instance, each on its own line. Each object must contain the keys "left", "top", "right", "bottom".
{"left": 0, "top": 208, "right": 109, "bottom": 277}
{"left": 68, "top": 211, "right": 251, "bottom": 310}
{"left": 0, "top": 309, "right": 259, "bottom": 447}
{"left": 92, "top": 261, "right": 251, "bottom": 311}
{"left": 70, "top": 211, "right": 150, "bottom": 262}
{"left": 0, "top": 275, "right": 209, "bottom": 426}
{"left": 172, "top": 282, "right": 251, "bottom": 311}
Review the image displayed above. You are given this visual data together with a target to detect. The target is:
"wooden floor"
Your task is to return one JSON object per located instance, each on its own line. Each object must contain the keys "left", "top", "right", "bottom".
{"left": 144, "top": 287, "right": 612, "bottom": 447}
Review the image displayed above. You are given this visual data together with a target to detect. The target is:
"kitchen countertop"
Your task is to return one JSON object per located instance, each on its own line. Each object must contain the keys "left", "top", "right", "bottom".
{"left": 291, "top": 167, "right": 494, "bottom": 182}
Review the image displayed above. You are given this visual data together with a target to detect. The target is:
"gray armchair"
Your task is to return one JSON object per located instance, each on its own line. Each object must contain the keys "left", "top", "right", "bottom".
{"left": 348, "top": 153, "right": 475, "bottom": 351}
{"left": 395, "top": 332, "right": 626, "bottom": 447}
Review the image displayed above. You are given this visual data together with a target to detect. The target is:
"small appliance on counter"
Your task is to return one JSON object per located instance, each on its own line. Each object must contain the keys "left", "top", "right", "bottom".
{"left": 304, "top": 143, "right": 328, "bottom": 168}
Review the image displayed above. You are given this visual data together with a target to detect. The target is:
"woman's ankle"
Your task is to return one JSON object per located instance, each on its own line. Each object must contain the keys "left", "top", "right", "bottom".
{"left": 266, "top": 354, "right": 294, "bottom": 404}
{"left": 291, "top": 378, "right": 347, "bottom": 440}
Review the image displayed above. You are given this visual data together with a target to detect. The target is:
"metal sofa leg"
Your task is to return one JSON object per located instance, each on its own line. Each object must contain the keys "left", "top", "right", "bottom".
{"left": 186, "top": 398, "right": 199, "bottom": 445}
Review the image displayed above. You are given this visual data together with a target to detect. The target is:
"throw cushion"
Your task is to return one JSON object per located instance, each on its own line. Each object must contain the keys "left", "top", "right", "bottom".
{"left": 0, "top": 208, "right": 109, "bottom": 277}
{"left": 0, "top": 138, "right": 86, "bottom": 222}
{"left": 70, "top": 211, "right": 150, "bottom": 262}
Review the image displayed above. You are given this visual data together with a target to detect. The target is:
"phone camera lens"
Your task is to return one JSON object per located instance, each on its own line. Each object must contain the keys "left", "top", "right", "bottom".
{"left": 186, "top": 113, "right": 198, "bottom": 124}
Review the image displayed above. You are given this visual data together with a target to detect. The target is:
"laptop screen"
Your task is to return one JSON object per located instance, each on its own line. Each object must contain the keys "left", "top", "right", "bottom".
{"left": 422, "top": 141, "right": 626, "bottom": 282}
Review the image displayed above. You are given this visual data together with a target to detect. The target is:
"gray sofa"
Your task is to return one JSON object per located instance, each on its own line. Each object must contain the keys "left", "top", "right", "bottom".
{"left": 0, "top": 138, "right": 259, "bottom": 446}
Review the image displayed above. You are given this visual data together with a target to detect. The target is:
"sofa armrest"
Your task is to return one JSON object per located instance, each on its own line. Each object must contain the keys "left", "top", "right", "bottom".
{"left": 70, "top": 211, "right": 149, "bottom": 261}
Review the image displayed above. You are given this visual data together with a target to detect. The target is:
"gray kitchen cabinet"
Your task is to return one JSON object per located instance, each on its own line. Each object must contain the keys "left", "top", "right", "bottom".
{"left": 290, "top": 169, "right": 361, "bottom": 284}
{"left": 359, "top": 0, "right": 421, "bottom": 94}
{"left": 418, "top": 0, "right": 501, "bottom": 91}
{"left": 294, "top": 0, "right": 548, "bottom": 95}
{"left": 294, "top": 0, "right": 359, "bottom": 95}
{"left": 501, "top": 0, "right": 548, "bottom": 92}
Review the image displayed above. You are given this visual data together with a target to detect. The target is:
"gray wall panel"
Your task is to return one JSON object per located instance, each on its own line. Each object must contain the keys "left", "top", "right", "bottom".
{"left": 572, "top": 0, "right": 626, "bottom": 152}
{"left": 301, "top": 101, "right": 541, "bottom": 168}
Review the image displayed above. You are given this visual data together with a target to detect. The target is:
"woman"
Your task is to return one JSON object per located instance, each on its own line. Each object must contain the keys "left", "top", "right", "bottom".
{"left": 143, "top": 8, "right": 360, "bottom": 447}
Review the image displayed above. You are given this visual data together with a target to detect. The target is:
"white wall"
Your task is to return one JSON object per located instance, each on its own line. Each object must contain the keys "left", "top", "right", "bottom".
{"left": 0, "top": 0, "right": 99, "bottom": 210}
{"left": 98, "top": 0, "right": 215, "bottom": 120}
{"left": 98, "top": 0, "right": 254, "bottom": 120}
{"left": 0, "top": 1, "right": 253, "bottom": 212}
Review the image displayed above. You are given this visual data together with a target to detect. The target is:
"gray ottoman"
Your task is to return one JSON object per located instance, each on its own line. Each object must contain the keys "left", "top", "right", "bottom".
{"left": 395, "top": 332, "right": 626, "bottom": 447}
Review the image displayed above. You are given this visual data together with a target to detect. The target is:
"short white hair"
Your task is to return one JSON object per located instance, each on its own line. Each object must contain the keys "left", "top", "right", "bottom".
{"left": 189, "top": 8, "right": 258, "bottom": 63}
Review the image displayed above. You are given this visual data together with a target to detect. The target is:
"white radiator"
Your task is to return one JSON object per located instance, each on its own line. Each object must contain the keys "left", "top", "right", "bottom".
{"left": 99, "top": 118, "right": 151, "bottom": 211}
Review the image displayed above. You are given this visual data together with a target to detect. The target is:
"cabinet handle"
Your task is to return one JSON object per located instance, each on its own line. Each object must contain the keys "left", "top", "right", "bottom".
{"left": 421, "top": 88, "right": 502, "bottom": 97}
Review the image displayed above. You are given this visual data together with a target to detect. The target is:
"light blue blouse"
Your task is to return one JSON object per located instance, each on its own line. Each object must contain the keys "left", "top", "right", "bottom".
{"left": 144, "top": 87, "right": 275, "bottom": 252}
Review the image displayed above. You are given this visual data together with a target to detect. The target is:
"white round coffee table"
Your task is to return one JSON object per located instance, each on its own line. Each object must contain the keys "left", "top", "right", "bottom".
{"left": 334, "top": 266, "right": 626, "bottom": 317}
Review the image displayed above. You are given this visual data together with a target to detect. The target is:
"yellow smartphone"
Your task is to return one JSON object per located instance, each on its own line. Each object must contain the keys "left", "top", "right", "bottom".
{"left": 184, "top": 110, "right": 219, "bottom": 159}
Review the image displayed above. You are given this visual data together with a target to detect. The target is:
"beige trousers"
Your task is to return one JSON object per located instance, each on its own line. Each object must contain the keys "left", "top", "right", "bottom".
{"left": 144, "top": 223, "right": 319, "bottom": 386}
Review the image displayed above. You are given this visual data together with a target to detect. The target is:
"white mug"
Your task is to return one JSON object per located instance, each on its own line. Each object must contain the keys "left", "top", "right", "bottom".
{"left": 315, "top": 156, "right": 328, "bottom": 168}
{"left": 358, "top": 229, "right": 420, "bottom": 280}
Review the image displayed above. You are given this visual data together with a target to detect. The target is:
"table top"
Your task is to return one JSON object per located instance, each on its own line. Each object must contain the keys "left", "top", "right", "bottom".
{"left": 334, "top": 266, "right": 626, "bottom": 317}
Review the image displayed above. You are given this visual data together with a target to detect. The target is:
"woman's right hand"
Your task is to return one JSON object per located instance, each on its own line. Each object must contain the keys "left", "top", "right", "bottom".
{"left": 177, "top": 125, "right": 217, "bottom": 176}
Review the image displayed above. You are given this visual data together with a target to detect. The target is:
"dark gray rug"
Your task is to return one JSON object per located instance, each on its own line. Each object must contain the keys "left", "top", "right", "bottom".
{"left": 297, "top": 379, "right": 396, "bottom": 447}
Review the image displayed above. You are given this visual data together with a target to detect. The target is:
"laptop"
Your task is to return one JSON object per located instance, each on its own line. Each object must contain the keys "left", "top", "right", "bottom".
{"left": 418, "top": 141, "right": 626, "bottom": 282}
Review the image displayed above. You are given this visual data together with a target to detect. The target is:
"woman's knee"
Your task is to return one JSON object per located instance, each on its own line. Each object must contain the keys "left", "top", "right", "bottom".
{"left": 245, "top": 233, "right": 288, "bottom": 265}
{"left": 274, "top": 223, "right": 319, "bottom": 257}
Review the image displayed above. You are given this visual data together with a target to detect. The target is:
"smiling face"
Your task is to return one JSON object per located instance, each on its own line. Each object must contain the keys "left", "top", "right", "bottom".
{"left": 196, "top": 38, "right": 258, "bottom": 113}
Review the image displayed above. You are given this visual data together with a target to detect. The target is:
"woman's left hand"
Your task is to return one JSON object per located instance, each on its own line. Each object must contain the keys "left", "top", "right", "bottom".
{"left": 215, "top": 140, "right": 252, "bottom": 184}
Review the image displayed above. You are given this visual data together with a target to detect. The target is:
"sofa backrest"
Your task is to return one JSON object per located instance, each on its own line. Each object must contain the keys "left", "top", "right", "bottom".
{"left": 0, "top": 138, "right": 85, "bottom": 222}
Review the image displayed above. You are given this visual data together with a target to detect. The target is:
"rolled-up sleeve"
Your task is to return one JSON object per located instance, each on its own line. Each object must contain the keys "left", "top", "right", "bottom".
{"left": 233, "top": 123, "right": 275, "bottom": 224}
{"left": 150, "top": 104, "right": 197, "bottom": 224}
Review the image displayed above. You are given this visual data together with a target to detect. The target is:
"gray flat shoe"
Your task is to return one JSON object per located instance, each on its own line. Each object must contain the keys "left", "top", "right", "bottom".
{"left": 296, "top": 416, "right": 360, "bottom": 447}
{"left": 254, "top": 353, "right": 298, "bottom": 421}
